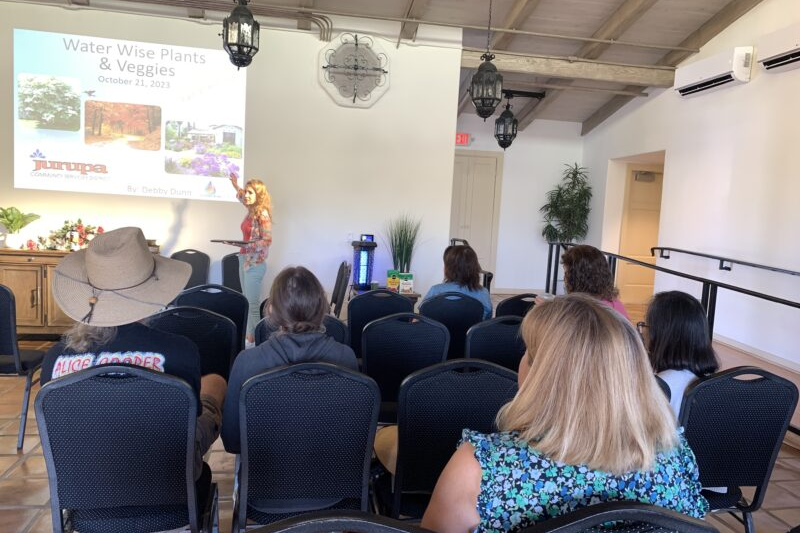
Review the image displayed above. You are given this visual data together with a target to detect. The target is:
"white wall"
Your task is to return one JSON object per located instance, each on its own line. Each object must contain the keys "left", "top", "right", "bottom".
{"left": 1, "top": 2, "right": 462, "bottom": 297}
{"left": 583, "top": 0, "right": 800, "bottom": 368}
{"left": 455, "top": 115, "right": 583, "bottom": 292}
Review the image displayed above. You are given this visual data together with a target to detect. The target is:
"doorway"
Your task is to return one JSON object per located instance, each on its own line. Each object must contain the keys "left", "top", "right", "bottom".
{"left": 450, "top": 150, "right": 503, "bottom": 273}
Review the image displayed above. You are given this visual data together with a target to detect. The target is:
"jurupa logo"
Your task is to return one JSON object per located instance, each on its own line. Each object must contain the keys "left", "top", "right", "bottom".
{"left": 30, "top": 149, "right": 108, "bottom": 175}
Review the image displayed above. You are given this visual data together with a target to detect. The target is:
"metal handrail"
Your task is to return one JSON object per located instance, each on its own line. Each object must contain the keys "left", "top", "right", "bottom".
{"left": 651, "top": 247, "right": 800, "bottom": 278}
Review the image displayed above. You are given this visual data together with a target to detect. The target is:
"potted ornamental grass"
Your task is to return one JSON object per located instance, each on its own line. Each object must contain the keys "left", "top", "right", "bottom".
{"left": 0, "top": 207, "right": 40, "bottom": 249}
{"left": 385, "top": 214, "right": 422, "bottom": 294}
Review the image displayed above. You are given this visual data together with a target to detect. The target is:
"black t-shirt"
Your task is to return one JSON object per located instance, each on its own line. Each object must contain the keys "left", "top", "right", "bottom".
{"left": 41, "top": 323, "right": 202, "bottom": 408}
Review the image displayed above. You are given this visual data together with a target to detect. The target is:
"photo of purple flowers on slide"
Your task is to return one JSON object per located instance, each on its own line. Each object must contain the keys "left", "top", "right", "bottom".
{"left": 164, "top": 120, "right": 242, "bottom": 177}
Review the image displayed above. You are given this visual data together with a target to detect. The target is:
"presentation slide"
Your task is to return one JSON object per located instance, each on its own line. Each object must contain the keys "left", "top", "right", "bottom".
{"left": 13, "top": 28, "right": 247, "bottom": 202}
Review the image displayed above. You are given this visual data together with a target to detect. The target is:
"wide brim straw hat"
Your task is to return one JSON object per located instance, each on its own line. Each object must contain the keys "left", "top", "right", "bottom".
{"left": 53, "top": 227, "right": 191, "bottom": 327}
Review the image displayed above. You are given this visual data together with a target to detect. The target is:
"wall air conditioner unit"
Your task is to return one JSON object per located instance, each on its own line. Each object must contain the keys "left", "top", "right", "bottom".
{"left": 674, "top": 46, "right": 753, "bottom": 97}
{"left": 758, "top": 23, "right": 800, "bottom": 72}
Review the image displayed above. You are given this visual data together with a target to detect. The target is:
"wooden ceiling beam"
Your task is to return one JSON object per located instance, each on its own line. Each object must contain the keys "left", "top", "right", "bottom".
{"left": 398, "top": 0, "right": 429, "bottom": 43}
{"left": 296, "top": 0, "right": 314, "bottom": 31}
{"left": 581, "top": 0, "right": 766, "bottom": 135}
{"left": 490, "top": 0, "right": 544, "bottom": 50}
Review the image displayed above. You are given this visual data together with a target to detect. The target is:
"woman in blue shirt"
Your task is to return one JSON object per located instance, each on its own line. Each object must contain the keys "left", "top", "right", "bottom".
{"left": 424, "top": 245, "right": 492, "bottom": 319}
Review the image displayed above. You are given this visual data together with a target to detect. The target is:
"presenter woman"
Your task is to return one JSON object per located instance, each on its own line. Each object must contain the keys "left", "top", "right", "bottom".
{"left": 229, "top": 172, "right": 272, "bottom": 346}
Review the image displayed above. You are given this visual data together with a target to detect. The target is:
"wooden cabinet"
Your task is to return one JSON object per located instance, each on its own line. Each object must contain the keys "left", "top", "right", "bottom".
{"left": 0, "top": 249, "right": 72, "bottom": 335}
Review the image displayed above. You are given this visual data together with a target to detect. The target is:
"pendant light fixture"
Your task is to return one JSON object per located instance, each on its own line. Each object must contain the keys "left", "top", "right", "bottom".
{"left": 222, "top": 0, "right": 260, "bottom": 69}
{"left": 495, "top": 97, "right": 518, "bottom": 150}
{"left": 469, "top": 0, "right": 503, "bottom": 120}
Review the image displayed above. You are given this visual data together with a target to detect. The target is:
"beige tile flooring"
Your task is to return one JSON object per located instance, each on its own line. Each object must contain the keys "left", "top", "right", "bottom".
{"left": 3, "top": 331, "right": 800, "bottom": 533}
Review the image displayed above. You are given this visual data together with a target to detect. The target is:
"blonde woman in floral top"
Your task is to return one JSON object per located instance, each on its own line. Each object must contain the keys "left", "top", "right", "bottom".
{"left": 421, "top": 294, "right": 708, "bottom": 533}
{"left": 229, "top": 172, "right": 272, "bottom": 345}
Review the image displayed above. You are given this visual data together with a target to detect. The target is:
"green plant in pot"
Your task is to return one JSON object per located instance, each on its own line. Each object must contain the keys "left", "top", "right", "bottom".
{"left": 386, "top": 215, "right": 422, "bottom": 293}
{"left": 541, "top": 163, "right": 592, "bottom": 243}
{"left": 0, "top": 207, "right": 40, "bottom": 249}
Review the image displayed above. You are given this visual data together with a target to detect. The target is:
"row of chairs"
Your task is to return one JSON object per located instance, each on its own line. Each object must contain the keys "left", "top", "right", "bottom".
{"left": 171, "top": 248, "right": 245, "bottom": 293}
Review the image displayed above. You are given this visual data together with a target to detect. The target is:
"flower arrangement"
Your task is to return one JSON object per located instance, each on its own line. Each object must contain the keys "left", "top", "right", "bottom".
{"left": 37, "top": 219, "right": 104, "bottom": 251}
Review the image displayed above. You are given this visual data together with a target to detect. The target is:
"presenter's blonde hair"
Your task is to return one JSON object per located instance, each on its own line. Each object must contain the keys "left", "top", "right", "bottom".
{"left": 497, "top": 293, "right": 677, "bottom": 474}
{"left": 245, "top": 179, "right": 272, "bottom": 221}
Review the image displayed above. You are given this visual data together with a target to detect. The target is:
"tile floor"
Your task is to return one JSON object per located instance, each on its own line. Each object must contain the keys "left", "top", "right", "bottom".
{"left": 3, "top": 330, "right": 800, "bottom": 533}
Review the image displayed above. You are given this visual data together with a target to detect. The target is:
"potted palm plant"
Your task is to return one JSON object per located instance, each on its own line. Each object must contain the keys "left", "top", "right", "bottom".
{"left": 0, "top": 207, "right": 40, "bottom": 249}
{"left": 540, "top": 163, "right": 592, "bottom": 243}
{"left": 385, "top": 214, "right": 422, "bottom": 293}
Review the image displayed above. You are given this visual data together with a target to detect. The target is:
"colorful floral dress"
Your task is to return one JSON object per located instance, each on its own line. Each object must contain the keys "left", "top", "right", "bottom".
{"left": 237, "top": 194, "right": 271, "bottom": 269}
{"left": 461, "top": 429, "right": 708, "bottom": 533}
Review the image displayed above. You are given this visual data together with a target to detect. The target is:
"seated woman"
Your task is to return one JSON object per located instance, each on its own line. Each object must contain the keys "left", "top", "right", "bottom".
{"left": 421, "top": 294, "right": 708, "bottom": 533}
{"left": 543, "top": 244, "right": 629, "bottom": 319}
{"left": 221, "top": 266, "right": 358, "bottom": 454}
{"left": 645, "top": 291, "right": 719, "bottom": 417}
{"left": 423, "top": 245, "right": 492, "bottom": 320}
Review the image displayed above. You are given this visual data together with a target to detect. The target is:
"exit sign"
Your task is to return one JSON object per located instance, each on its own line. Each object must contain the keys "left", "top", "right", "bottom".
{"left": 455, "top": 133, "right": 472, "bottom": 146}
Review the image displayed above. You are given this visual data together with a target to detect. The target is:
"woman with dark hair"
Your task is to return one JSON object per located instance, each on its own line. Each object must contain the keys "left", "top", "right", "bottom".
{"left": 423, "top": 245, "right": 492, "bottom": 319}
{"left": 645, "top": 291, "right": 719, "bottom": 416}
{"left": 557, "top": 244, "right": 629, "bottom": 319}
{"left": 220, "top": 266, "right": 358, "bottom": 453}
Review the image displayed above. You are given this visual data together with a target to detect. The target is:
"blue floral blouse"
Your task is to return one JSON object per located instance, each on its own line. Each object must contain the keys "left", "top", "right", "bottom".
{"left": 462, "top": 429, "right": 708, "bottom": 533}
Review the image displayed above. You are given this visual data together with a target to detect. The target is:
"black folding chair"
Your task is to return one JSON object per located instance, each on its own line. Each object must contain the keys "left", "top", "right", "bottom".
{"left": 0, "top": 284, "right": 44, "bottom": 450}
{"left": 35, "top": 365, "right": 218, "bottom": 533}
{"left": 519, "top": 501, "right": 718, "bottom": 533}
{"left": 248, "top": 510, "right": 432, "bottom": 533}
{"left": 171, "top": 249, "right": 211, "bottom": 289}
{"left": 465, "top": 316, "right": 525, "bottom": 371}
{"left": 419, "top": 292, "right": 484, "bottom": 360}
{"left": 234, "top": 363, "right": 380, "bottom": 531}
{"left": 383, "top": 359, "right": 518, "bottom": 518}
{"left": 679, "top": 366, "right": 799, "bottom": 533}
{"left": 330, "top": 262, "right": 352, "bottom": 319}
{"left": 480, "top": 270, "right": 494, "bottom": 293}
{"left": 149, "top": 306, "right": 238, "bottom": 380}
{"left": 175, "top": 284, "right": 249, "bottom": 354}
{"left": 222, "top": 252, "right": 243, "bottom": 293}
{"left": 496, "top": 293, "right": 537, "bottom": 317}
{"left": 347, "top": 290, "right": 413, "bottom": 359}
{"left": 254, "top": 315, "right": 349, "bottom": 347}
{"left": 362, "top": 313, "right": 449, "bottom": 423}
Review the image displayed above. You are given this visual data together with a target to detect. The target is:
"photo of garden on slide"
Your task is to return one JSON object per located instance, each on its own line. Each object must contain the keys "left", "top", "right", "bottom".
{"left": 84, "top": 101, "right": 162, "bottom": 150}
{"left": 164, "top": 120, "right": 242, "bottom": 177}
{"left": 17, "top": 74, "right": 82, "bottom": 132}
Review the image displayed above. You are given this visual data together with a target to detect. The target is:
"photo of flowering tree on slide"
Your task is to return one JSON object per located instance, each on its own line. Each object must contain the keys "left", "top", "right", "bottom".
{"left": 164, "top": 120, "right": 242, "bottom": 177}
{"left": 17, "top": 74, "right": 81, "bottom": 131}
{"left": 84, "top": 101, "right": 161, "bottom": 150}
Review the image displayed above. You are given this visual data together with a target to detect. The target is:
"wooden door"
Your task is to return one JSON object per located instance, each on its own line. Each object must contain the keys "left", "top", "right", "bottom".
{"left": 450, "top": 151, "right": 503, "bottom": 272}
{"left": 0, "top": 265, "right": 44, "bottom": 326}
{"left": 45, "top": 265, "right": 74, "bottom": 327}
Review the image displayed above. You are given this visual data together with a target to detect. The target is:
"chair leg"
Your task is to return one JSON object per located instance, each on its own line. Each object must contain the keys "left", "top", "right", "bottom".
{"left": 17, "top": 371, "right": 33, "bottom": 450}
{"left": 743, "top": 511, "right": 755, "bottom": 533}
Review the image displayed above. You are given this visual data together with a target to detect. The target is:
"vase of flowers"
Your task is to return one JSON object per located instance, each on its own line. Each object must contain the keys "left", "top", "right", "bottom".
{"left": 38, "top": 219, "right": 104, "bottom": 251}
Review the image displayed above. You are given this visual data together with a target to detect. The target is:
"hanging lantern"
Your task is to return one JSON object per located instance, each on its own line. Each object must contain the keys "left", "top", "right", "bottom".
{"left": 222, "top": 0, "right": 260, "bottom": 69}
{"left": 494, "top": 101, "right": 517, "bottom": 149}
{"left": 470, "top": 54, "right": 504, "bottom": 120}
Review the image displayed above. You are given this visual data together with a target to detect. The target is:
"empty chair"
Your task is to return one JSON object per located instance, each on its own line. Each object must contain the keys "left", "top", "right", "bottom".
{"left": 221, "top": 252, "right": 243, "bottom": 293}
{"left": 496, "top": 293, "right": 537, "bottom": 317}
{"left": 362, "top": 313, "right": 449, "bottom": 423}
{"left": 255, "top": 315, "right": 348, "bottom": 346}
{"left": 171, "top": 249, "right": 211, "bottom": 289}
{"left": 419, "top": 292, "right": 484, "bottom": 360}
{"left": 248, "top": 510, "right": 432, "bottom": 533}
{"left": 519, "top": 501, "right": 718, "bottom": 533}
{"left": 347, "top": 289, "right": 413, "bottom": 359}
{"left": 175, "top": 284, "right": 249, "bottom": 353}
{"left": 679, "top": 366, "right": 798, "bottom": 533}
{"left": 149, "top": 306, "right": 238, "bottom": 380}
{"left": 331, "top": 262, "right": 352, "bottom": 319}
{"left": 233, "top": 363, "right": 379, "bottom": 531}
{"left": 465, "top": 316, "right": 525, "bottom": 371}
{"left": 383, "top": 359, "right": 518, "bottom": 518}
{"left": 36, "top": 365, "right": 218, "bottom": 533}
{"left": 480, "top": 270, "right": 494, "bottom": 292}
{"left": 0, "top": 284, "right": 44, "bottom": 450}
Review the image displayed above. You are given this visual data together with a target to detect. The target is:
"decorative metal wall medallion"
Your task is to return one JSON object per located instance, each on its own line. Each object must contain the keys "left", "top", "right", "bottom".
{"left": 319, "top": 33, "right": 389, "bottom": 108}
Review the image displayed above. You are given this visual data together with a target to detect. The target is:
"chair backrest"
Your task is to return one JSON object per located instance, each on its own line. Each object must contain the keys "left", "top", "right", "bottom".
{"left": 175, "top": 284, "right": 249, "bottom": 353}
{"left": 362, "top": 313, "right": 449, "bottom": 407}
{"left": 222, "top": 253, "right": 243, "bottom": 293}
{"left": 170, "top": 249, "right": 211, "bottom": 289}
{"left": 247, "top": 510, "right": 432, "bottom": 533}
{"left": 465, "top": 316, "right": 525, "bottom": 371}
{"left": 395, "top": 360, "right": 517, "bottom": 508}
{"left": 330, "top": 261, "right": 347, "bottom": 309}
{"left": 419, "top": 292, "right": 484, "bottom": 360}
{"left": 332, "top": 263, "right": 352, "bottom": 319}
{"left": 347, "top": 290, "right": 413, "bottom": 358}
{"left": 519, "top": 501, "right": 719, "bottom": 533}
{"left": 149, "top": 306, "right": 238, "bottom": 380}
{"left": 495, "top": 293, "right": 537, "bottom": 318}
{"left": 255, "top": 316, "right": 349, "bottom": 347}
{"left": 238, "top": 363, "right": 380, "bottom": 526}
{"left": 35, "top": 365, "right": 199, "bottom": 533}
{"left": 654, "top": 375, "right": 671, "bottom": 401}
{"left": 0, "top": 284, "right": 22, "bottom": 374}
{"left": 679, "top": 366, "right": 798, "bottom": 511}
{"left": 480, "top": 270, "right": 494, "bottom": 292}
